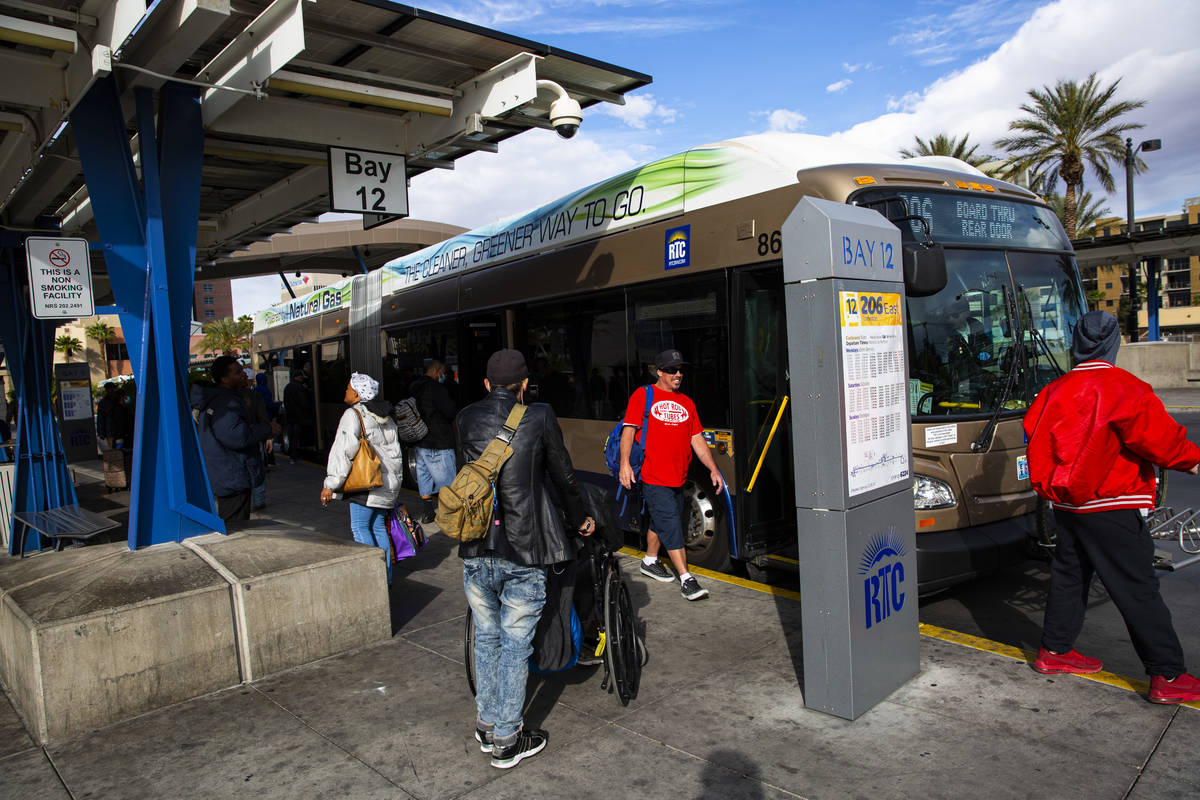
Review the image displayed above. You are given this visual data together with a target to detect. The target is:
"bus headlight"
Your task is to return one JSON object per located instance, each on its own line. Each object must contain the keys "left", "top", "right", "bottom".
{"left": 913, "top": 475, "right": 956, "bottom": 509}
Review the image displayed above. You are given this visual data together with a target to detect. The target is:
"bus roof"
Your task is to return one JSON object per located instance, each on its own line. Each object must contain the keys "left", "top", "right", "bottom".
{"left": 253, "top": 134, "right": 987, "bottom": 332}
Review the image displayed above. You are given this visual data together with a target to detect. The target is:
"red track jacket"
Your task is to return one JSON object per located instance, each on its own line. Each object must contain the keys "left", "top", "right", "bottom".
{"left": 1024, "top": 361, "right": 1200, "bottom": 513}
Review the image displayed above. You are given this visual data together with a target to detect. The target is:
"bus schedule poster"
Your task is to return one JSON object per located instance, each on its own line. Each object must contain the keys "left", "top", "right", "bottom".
{"left": 838, "top": 291, "right": 909, "bottom": 496}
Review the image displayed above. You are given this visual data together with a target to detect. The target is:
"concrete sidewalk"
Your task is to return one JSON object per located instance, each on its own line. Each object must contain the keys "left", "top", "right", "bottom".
{"left": 3, "top": 459, "right": 1199, "bottom": 799}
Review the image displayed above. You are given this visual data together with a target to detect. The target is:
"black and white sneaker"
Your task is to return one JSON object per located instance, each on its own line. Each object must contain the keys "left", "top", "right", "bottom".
{"left": 475, "top": 725, "right": 494, "bottom": 754}
{"left": 680, "top": 576, "right": 709, "bottom": 601}
{"left": 640, "top": 559, "right": 674, "bottom": 582}
{"left": 491, "top": 728, "right": 548, "bottom": 769}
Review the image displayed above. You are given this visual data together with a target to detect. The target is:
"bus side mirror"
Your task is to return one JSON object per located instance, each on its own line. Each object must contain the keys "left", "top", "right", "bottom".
{"left": 903, "top": 242, "right": 947, "bottom": 297}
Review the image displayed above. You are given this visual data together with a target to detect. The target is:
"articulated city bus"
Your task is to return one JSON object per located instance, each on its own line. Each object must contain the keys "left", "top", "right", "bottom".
{"left": 252, "top": 133, "right": 1085, "bottom": 593}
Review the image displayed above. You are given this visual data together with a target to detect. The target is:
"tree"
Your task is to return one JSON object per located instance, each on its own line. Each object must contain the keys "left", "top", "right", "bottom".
{"left": 199, "top": 317, "right": 252, "bottom": 356}
{"left": 1044, "top": 189, "right": 1112, "bottom": 238}
{"left": 995, "top": 73, "right": 1146, "bottom": 239}
{"left": 899, "top": 133, "right": 994, "bottom": 168}
{"left": 85, "top": 321, "right": 116, "bottom": 377}
{"left": 54, "top": 335, "right": 82, "bottom": 362}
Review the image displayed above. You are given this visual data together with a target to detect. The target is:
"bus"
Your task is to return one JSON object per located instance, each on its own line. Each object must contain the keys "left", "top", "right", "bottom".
{"left": 252, "top": 133, "right": 1085, "bottom": 593}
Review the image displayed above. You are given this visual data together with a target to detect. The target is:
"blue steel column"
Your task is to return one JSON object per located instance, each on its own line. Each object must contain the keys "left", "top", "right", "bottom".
{"left": 1147, "top": 259, "right": 1161, "bottom": 341}
{"left": 70, "top": 77, "right": 221, "bottom": 547}
{"left": 0, "top": 242, "right": 77, "bottom": 554}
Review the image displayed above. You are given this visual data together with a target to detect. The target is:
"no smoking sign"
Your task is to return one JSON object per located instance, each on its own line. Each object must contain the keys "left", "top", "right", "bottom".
{"left": 25, "top": 237, "right": 94, "bottom": 319}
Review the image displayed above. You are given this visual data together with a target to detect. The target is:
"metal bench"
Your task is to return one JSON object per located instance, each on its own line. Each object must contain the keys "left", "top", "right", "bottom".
{"left": 12, "top": 505, "right": 120, "bottom": 557}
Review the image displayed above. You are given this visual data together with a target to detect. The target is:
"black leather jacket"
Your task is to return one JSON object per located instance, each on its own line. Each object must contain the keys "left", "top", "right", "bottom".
{"left": 454, "top": 388, "right": 587, "bottom": 566}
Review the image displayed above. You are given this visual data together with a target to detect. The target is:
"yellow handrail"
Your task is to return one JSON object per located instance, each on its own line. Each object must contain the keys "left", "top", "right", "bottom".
{"left": 746, "top": 395, "right": 789, "bottom": 494}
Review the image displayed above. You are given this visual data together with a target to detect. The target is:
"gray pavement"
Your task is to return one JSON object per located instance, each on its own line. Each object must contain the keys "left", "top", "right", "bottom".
{"left": 3, "top": 457, "right": 1200, "bottom": 799}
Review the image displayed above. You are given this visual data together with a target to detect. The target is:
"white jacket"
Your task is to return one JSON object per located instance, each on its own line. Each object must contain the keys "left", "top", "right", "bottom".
{"left": 324, "top": 403, "right": 403, "bottom": 508}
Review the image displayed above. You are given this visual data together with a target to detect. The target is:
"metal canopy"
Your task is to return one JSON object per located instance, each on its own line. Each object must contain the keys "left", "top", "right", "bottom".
{"left": 0, "top": 0, "right": 650, "bottom": 264}
{"left": 1071, "top": 222, "right": 1200, "bottom": 269}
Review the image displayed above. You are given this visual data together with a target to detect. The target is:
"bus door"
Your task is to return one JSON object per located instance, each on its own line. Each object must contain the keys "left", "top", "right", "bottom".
{"left": 732, "top": 266, "right": 796, "bottom": 558}
{"left": 459, "top": 312, "right": 504, "bottom": 405}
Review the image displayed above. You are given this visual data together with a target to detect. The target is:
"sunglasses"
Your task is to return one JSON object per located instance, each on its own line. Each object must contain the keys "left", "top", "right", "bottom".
{"left": 659, "top": 366, "right": 682, "bottom": 375}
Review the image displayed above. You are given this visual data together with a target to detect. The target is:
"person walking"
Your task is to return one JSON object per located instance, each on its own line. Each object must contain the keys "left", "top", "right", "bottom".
{"left": 409, "top": 358, "right": 457, "bottom": 524}
{"left": 282, "top": 366, "right": 314, "bottom": 463}
{"left": 240, "top": 369, "right": 271, "bottom": 510}
{"left": 455, "top": 349, "right": 594, "bottom": 769}
{"left": 618, "top": 349, "right": 724, "bottom": 601}
{"left": 1024, "top": 310, "right": 1200, "bottom": 703}
{"left": 191, "top": 356, "right": 280, "bottom": 530}
{"left": 321, "top": 373, "right": 404, "bottom": 585}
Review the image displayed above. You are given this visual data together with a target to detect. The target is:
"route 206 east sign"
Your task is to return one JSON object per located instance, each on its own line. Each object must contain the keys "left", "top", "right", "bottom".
{"left": 328, "top": 146, "right": 408, "bottom": 218}
{"left": 25, "top": 236, "right": 94, "bottom": 319}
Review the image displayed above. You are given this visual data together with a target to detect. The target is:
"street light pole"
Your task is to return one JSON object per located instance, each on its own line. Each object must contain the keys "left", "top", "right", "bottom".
{"left": 1124, "top": 137, "right": 1162, "bottom": 343}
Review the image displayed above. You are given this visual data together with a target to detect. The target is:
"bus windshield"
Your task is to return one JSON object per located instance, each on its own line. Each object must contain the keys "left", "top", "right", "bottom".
{"left": 906, "top": 249, "right": 1085, "bottom": 418}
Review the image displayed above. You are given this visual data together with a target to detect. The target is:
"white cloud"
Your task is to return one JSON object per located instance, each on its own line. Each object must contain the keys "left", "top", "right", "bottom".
{"left": 826, "top": 79, "right": 853, "bottom": 94}
{"left": 888, "top": 0, "right": 1043, "bottom": 66}
{"left": 837, "top": 0, "right": 1200, "bottom": 216}
{"left": 595, "top": 93, "right": 679, "bottom": 130}
{"left": 752, "top": 109, "right": 808, "bottom": 133}
{"left": 406, "top": 128, "right": 642, "bottom": 229}
{"left": 843, "top": 62, "right": 863, "bottom": 73}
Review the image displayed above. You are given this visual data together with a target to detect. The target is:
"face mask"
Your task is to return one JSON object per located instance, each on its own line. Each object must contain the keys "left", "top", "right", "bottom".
{"left": 438, "top": 374, "right": 447, "bottom": 384}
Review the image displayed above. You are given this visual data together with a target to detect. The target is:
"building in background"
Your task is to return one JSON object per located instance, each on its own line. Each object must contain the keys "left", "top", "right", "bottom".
{"left": 194, "top": 278, "right": 234, "bottom": 324}
{"left": 281, "top": 272, "right": 340, "bottom": 301}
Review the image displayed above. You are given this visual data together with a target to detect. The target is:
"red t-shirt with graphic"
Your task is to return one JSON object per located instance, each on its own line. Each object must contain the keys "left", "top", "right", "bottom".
{"left": 623, "top": 385, "right": 702, "bottom": 488}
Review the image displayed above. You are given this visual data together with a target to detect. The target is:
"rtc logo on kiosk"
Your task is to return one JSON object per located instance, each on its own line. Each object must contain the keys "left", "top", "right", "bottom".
{"left": 665, "top": 225, "right": 690, "bottom": 270}
{"left": 859, "top": 527, "right": 907, "bottom": 630}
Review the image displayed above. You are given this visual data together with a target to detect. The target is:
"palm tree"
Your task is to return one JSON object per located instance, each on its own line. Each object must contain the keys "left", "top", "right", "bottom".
{"left": 995, "top": 73, "right": 1146, "bottom": 239}
{"left": 85, "top": 321, "right": 116, "bottom": 377}
{"left": 1044, "top": 189, "right": 1112, "bottom": 238}
{"left": 899, "top": 134, "right": 993, "bottom": 168}
{"left": 54, "top": 334, "right": 82, "bottom": 362}
{"left": 199, "top": 317, "right": 251, "bottom": 356}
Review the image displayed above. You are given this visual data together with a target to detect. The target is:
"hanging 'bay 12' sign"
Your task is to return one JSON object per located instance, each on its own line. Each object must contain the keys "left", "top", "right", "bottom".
{"left": 25, "top": 236, "right": 94, "bottom": 319}
{"left": 328, "top": 146, "right": 409, "bottom": 218}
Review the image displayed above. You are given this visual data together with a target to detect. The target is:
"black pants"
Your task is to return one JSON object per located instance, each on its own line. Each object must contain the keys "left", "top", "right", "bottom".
{"left": 216, "top": 490, "right": 252, "bottom": 531}
{"left": 1043, "top": 508, "right": 1185, "bottom": 677}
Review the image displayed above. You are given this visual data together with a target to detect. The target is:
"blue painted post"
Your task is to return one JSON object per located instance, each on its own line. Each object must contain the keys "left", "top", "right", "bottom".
{"left": 0, "top": 243, "right": 78, "bottom": 554}
{"left": 1147, "top": 259, "right": 1161, "bottom": 341}
{"left": 70, "top": 77, "right": 222, "bottom": 548}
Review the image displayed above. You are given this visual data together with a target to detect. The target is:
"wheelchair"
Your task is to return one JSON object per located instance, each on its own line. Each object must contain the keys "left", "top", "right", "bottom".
{"left": 464, "top": 536, "right": 647, "bottom": 706}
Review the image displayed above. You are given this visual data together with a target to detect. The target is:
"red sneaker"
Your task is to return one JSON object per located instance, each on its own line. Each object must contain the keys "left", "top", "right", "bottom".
{"left": 1149, "top": 673, "right": 1200, "bottom": 704}
{"left": 1032, "top": 648, "right": 1103, "bottom": 674}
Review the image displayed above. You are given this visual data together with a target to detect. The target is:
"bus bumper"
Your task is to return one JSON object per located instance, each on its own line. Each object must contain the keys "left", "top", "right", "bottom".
{"left": 915, "top": 512, "right": 1036, "bottom": 595}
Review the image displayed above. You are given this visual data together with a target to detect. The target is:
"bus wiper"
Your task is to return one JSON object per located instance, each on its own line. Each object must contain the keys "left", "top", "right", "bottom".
{"left": 1017, "top": 283, "right": 1064, "bottom": 377}
{"left": 971, "top": 284, "right": 1025, "bottom": 453}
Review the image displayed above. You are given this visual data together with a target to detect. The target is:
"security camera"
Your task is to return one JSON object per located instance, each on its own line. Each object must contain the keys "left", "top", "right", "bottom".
{"left": 549, "top": 95, "right": 582, "bottom": 139}
{"left": 537, "top": 80, "right": 582, "bottom": 140}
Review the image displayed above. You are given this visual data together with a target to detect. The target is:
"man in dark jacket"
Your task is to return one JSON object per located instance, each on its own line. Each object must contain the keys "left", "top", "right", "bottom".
{"left": 1025, "top": 310, "right": 1200, "bottom": 703}
{"left": 191, "top": 356, "right": 280, "bottom": 529}
{"left": 455, "top": 349, "right": 594, "bottom": 770}
{"left": 282, "top": 366, "right": 313, "bottom": 463}
{"left": 410, "top": 358, "right": 457, "bottom": 523}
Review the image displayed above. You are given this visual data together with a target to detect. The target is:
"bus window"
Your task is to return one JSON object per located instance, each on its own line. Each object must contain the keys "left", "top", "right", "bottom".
{"left": 384, "top": 321, "right": 459, "bottom": 404}
{"left": 317, "top": 338, "right": 349, "bottom": 449}
{"left": 521, "top": 292, "right": 626, "bottom": 420}
{"left": 1008, "top": 251, "right": 1085, "bottom": 389}
{"left": 629, "top": 276, "right": 729, "bottom": 427}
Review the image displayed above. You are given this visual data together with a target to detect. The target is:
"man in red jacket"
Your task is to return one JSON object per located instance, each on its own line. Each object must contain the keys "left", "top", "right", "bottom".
{"left": 1024, "top": 310, "right": 1200, "bottom": 703}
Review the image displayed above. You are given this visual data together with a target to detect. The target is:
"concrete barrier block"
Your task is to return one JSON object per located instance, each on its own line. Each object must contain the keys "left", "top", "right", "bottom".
{"left": 186, "top": 527, "right": 390, "bottom": 680}
{"left": 0, "top": 543, "right": 238, "bottom": 743}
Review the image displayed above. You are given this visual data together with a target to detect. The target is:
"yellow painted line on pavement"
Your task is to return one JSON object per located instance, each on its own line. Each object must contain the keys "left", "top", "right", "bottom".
{"left": 919, "top": 622, "right": 1200, "bottom": 709}
{"left": 617, "top": 549, "right": 1199, "bottom": 708}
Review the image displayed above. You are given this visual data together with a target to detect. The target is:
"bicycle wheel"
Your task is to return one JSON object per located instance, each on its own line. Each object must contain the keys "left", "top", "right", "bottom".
{"left": 464, "top": 609, "right": 477, "bottom": 697}
{"left": 603, "top": 558, "right": 641, "bottom": 705}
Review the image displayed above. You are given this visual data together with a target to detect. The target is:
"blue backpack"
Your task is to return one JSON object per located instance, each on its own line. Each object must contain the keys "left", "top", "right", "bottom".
{"left": 604, "top": 386, "right": 653, "bottom": 512}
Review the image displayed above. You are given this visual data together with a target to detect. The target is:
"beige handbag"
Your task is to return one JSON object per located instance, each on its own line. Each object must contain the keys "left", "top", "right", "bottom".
{"left": 340, "top": 407, "right": 383, "bottom": 494}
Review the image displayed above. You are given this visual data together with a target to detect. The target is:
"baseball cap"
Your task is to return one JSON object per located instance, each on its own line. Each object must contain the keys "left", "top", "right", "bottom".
{"left": 654, "top": 349, "right": 687, "bottom": 370}
{"left": 487, "top": 349, "right": 529, "bottom": 384}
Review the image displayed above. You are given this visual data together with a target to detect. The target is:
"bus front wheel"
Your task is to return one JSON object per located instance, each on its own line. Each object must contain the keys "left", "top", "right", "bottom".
{"left": 683, "top": 479, "right": 730, "bottom": 571}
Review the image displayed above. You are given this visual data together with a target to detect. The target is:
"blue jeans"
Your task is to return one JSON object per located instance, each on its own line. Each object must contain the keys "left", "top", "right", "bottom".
{"left": 464, "top": 557, "right": 546, "bottom": 741}
{"left": 415, "top": 447, "right": 457, "bottom": 496}
{"left": 349, "top": 503, "right": 392, "bottom": 585}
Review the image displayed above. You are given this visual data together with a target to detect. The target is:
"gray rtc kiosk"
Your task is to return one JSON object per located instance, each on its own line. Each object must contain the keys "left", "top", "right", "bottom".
{"left": 783, "top": 197, "right": 919, "bottom": 720}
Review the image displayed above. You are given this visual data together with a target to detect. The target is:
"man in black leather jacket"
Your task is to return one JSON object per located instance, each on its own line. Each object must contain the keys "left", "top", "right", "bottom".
{"left": 455, "top": 348, "right": 594, "bottom": 770}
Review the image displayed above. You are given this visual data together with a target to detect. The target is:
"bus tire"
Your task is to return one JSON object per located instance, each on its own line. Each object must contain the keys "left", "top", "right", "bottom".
{"left": 402, "top": 445, "right": 421, "bottom": 492}
{"left": 683, "top": 478, "right": 730, "bottom": 572}
{"left": 1031, "top": 497, "right": 1057, "bottom": 561}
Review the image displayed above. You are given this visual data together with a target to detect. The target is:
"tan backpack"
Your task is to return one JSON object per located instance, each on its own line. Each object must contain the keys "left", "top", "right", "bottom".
{"left": 436, "top": 404, "right": 526, "bottom": 542}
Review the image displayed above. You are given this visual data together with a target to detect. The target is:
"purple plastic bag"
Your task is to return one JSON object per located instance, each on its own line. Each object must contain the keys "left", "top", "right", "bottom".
{"left": 387, "top": 504, "right": 426, "bottom": 562}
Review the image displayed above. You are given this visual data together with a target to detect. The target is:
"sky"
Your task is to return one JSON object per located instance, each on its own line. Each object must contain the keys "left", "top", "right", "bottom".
{"left": 233, "top": 0, "right": 1200, "bottom": 317}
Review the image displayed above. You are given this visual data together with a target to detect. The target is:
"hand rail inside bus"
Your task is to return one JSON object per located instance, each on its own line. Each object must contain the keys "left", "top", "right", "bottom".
{"left": 746, "top": 395, "right": 789, "bottom": 494}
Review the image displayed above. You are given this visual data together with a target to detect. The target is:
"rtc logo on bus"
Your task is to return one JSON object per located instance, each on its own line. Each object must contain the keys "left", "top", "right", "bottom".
{"left": 859, "top": 527, "right": 907, "bottom": 630}
{"left": 665, "top": 225, "right": 690, "bottom": 270}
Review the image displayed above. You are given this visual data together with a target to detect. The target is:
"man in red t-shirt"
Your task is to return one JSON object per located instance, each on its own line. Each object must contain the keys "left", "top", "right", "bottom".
{"left": 619, "top": 349, "right": 724, "bottom": 601}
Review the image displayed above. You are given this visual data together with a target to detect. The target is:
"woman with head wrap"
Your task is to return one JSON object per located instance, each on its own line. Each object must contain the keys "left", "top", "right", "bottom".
{"left": 320, "top": 372, "right": 404, "bottom": 584}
